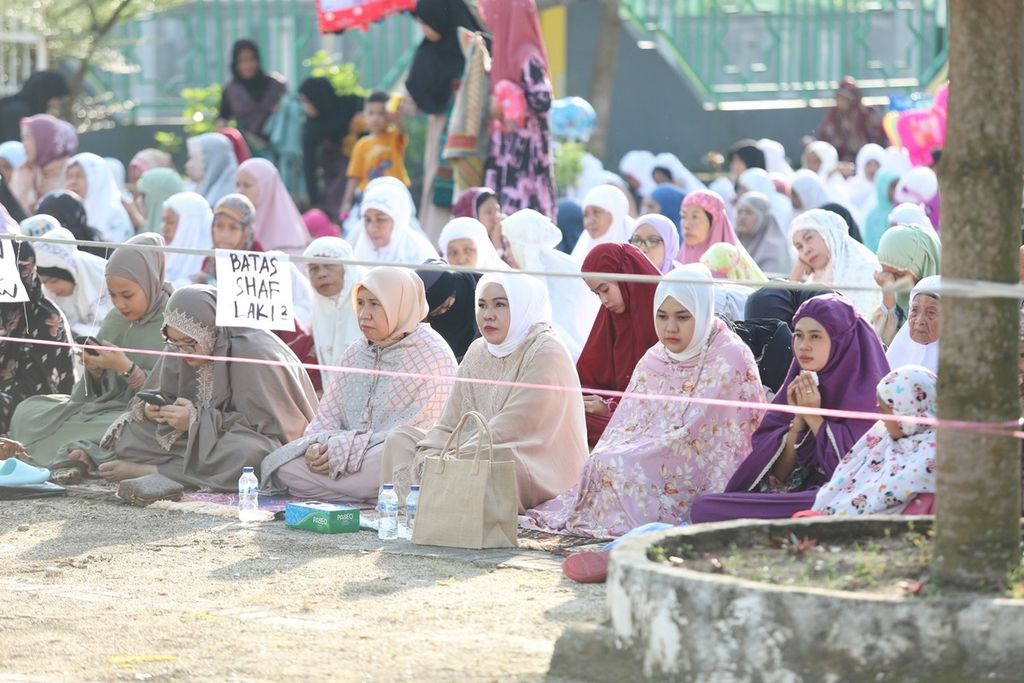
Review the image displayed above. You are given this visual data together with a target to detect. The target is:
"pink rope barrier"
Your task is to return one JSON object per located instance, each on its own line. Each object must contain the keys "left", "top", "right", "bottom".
{"left": 4, "top": 334, "right": 1022, "bottom": 440}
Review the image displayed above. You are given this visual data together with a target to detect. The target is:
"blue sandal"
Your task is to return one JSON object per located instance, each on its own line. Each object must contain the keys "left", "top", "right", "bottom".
{"left": 0, "top": 458, "right": 50, "bottom": 487}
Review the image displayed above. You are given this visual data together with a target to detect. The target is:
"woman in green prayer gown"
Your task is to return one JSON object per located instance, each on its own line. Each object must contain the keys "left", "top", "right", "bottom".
{"left": 9, "top": 233, "right": 173, "bottom": 467}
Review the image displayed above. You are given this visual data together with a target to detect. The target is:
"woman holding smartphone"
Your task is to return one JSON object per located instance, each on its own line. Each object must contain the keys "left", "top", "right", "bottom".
{"left": 9, "top": 233, "right": 172, "bottom": 469}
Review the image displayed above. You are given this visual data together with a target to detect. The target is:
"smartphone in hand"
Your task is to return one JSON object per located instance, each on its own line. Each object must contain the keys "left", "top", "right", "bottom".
{"left": 137, "top": 390, "right": 177, "bottom": 407}
{"left": 80, "top": 336, "right": 102, "bottom": 356}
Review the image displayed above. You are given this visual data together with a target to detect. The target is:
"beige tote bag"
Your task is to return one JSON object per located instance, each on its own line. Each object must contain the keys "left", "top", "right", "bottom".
{"left": 412, "top": 411, "right": 518, "bottom": 549}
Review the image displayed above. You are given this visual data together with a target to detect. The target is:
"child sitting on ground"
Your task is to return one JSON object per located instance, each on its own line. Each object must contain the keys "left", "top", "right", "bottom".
{"left": 339, "top": 91, "right": 410, "bottom": 218}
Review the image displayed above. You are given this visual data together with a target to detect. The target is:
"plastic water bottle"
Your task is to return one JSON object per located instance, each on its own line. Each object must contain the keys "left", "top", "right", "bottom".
{"left": 238, "top": 467, "right": 260, "bottom": 522}
{"left": 378, "top": 485, "right": 399, "bottom": 540}
{"left": 404, "top": 485, "right": 420, "bottom": 540}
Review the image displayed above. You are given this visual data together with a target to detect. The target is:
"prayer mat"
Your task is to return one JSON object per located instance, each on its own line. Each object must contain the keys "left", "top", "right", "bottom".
{"left": 515, "top": 528, "right": 607, "bottom": 556}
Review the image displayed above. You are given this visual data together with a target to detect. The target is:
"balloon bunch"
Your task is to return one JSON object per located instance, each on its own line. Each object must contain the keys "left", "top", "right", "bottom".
{"left": 884, "top": 83, "right": 948, "bottom": 167}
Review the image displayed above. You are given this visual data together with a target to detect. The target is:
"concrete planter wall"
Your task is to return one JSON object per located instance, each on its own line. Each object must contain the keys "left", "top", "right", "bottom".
{"left": 550, "top": 517, "right": 1024, "bottom": 683}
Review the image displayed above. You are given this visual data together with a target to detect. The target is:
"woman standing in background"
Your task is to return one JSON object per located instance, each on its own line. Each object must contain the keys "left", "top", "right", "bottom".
{"left": 407, "top": 0, "right": 484, "bottom": 238}
{"left": 218, "top": 39, "right": 286, "bottom": 156}
{"left": 479, "top": 0, "right": 557, "bottom": 220}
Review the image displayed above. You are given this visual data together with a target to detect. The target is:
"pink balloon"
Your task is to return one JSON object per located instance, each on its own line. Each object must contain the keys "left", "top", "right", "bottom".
{"left": 895, "top": 108, "right": 946, "bottom": 166}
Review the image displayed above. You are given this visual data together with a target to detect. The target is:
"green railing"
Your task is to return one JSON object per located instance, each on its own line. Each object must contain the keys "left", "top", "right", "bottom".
{"left": 93, "top": 0, "right": 420, "bottom": 123}
{"left": 621, "top": 0, "right": 948, "bottom": 106}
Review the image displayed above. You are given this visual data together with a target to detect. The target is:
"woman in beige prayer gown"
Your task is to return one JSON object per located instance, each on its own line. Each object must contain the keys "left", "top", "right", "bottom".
{"left": 382, "top": 271, "right": 588, "bottom": 512}
{"left": 98, "top": 285, "right": 318, "bottom": 491}
{"left": 261, "top": 267, "right": 458, "bottom": 502}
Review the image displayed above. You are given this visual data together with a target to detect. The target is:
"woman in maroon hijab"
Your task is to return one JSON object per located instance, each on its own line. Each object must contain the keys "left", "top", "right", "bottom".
{"left": 577, "top": 243, "right": 661, "bottom": 448}
{"left": 690, "top": 294, "right": 890, "bottom": 522}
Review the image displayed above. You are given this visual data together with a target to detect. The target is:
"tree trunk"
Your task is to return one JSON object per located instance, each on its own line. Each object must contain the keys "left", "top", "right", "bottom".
{"left": 588, "top": 0, "right": 620, "bottom": 161}
{"left": 933, "top": 0, "right": 1023, "bottom": 590}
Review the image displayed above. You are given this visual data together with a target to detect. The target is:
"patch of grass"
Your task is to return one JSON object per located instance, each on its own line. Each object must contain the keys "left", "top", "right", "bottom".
{"left": 653, "top": 529, "right": 947, "bottom": 597}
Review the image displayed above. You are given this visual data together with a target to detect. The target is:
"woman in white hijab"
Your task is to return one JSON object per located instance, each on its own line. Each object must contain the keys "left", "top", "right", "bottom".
{"left": 162, "top": 192, "right": 213, "bottom": 287}
{"left": 885, "top": 276, "right": 940, "bottom": 374}
{"left": 757, "top": 138, "right": 794, "bottom": 176}
{"left": 888, "top": 203, "right": 935, "bottom": 233}
{"left": 738, "top": 167, "right": 793, "bottom": 232}
{"left": 571, "top": 183, "right": 633, "bottom": 262}
{"left": 708, "top": 176, "right": 738, "bottom": 226}
{"left": 437, "top": 217, "right": 510, "bottom": 271}
{"left": 788, "top": 208, "right": 883, "bottom": 317}
{"left": 848, "top": 143, "right": 886, "bottom": 218}
{"left": 382, "top": 271, "right": 589, "bottom": 509}
{"left": 618, "top": 150, "right": 657, "bottom": 198}
{"left": 803, "top": 141, "right": 852, "bottom": 208}
{"left": 790, "top": 169, "right": 832, "bottom": 215}
{"left": 652, "top": 152, "right": 705, "bottom": 194}
{"left": 353, "top": 178, "right": 438, "bottom": 265}
{"left": 34, "top": 226, "right": 112, "bottom": 337}
{"left": 303, "top": 236, "right": 366, "bottom": 374}
{"left": 65, "top": 152, "right": 134, "bottom": 242}
{"left": 502, "top": 209, "right": 599, "bottom": 361}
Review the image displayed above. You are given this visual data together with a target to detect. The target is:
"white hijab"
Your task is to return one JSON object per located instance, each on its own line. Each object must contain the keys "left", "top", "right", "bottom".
{"left": 708, "top": 176, "right": 738, "bottom": 226}
{"left": 654, "top": 263, "right": 716, "bottom": 362}
{"left": 618, "top": 150, "right": 657, "bottom": 197}
{"left": 886, "top": 276, "right": 940, "bottom": 374}
{"left": 438, "top": 217, "right": 509, "bottom": 271}
{"left": 757, "top": 138, "right": 794, "bottom": 176}
{"left": 34, "top": 226, "right": 112, "bottom": 336}
{"left": 790, "top": 169, "right": 832, "bottom": 214}
{"left": 475, "top": 271, "right": 552, "bottom": 358}
{"left": 895, "top": 167, "right": 939, "bottom": 205}
{"left": 354, "top": 179, "right": 437, "bottom": 264}
{"left": 790, "top": 209, "right": 883, "bottom": 317}
{"left": 304, "top": 237, "right": 366, "bottom": 369}
{"left": 571, "top": 183, "right": 633, "bottom": 263}
{"left": 163, "top": 192, "right": 213, "bottom": 287}
{"left": 739, "top": 167, "right": 793, "bottom": 231}
{"left": 804, "top": 141, "right": 851, "bottom": 207}
{"left": 502, "top": 209, "right": 599, "bottom": 362}
{"left": 68, "top": 152, "right": 133, "bottom": 242}
{"left": 653, "top": 152, "right": 705, "bottom": 194}
{"left": 888, "top": 203, "right": 934, "bottom": 232}
{"left": 849, "top": 143, "right": 886, "bottom": 211}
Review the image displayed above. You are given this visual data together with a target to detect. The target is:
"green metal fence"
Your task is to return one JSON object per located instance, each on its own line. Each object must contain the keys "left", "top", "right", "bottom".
{"left": 621, "top": 0, "right": 948, "bottom": 106}
{"left": 94, "top": 0, "right": 420, "bottom": 123}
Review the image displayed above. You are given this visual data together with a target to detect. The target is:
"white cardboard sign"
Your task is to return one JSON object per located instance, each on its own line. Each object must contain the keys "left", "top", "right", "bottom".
{"left": 215, "top": 249, "right": 294, "bottom": 331}
{"left": 0, "top": 240, "right": 29, "bottom": 303}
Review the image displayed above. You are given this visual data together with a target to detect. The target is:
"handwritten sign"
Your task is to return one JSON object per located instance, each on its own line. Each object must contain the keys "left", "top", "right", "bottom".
{"left": 215, "top": 249, "right": 294, "bottom": 331}
{"left": 0, "top": 240, "right": 28, "bottom": 303}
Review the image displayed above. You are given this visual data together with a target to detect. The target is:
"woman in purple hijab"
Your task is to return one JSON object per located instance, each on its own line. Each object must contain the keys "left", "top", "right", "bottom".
{"left": 690, "top": 294, "right": 890, "bottom": 522}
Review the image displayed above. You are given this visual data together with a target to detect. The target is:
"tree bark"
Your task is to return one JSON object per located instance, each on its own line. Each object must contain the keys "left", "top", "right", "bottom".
{"left": 933, "top": 0, "right": 1023, "bottom": 590}
{"left": 588, "top": 0, "right": 620, "bottom": 161}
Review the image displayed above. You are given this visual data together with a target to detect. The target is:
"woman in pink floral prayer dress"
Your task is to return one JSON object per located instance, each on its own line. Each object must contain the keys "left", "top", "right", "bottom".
{"left": 523, "top": 263, "right": 766, "bottom": 539}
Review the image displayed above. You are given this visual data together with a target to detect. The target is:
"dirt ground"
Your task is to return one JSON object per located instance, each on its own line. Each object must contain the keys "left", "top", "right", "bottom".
{"left": 0, "top": 495, "right": 605, "bottom": 682}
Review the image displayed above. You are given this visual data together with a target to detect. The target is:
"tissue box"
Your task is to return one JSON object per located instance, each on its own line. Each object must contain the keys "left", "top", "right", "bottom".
{"left": 284, "top": 502, "right": 360, "bottom": 534}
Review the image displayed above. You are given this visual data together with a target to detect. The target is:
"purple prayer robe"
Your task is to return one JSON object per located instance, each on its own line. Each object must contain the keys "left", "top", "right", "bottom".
{"left": 690, "top": 294, "right": 890, "bottom": 523}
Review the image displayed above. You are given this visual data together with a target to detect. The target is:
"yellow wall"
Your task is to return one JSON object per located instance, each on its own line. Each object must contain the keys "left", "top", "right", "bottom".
{"left": 540, "top": 6, "right": 567, "bottom": 98}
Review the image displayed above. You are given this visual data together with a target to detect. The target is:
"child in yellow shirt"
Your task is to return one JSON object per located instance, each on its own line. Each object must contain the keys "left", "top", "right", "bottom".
{"left": 340, "top": 91, "right": 410, "bottom": 216}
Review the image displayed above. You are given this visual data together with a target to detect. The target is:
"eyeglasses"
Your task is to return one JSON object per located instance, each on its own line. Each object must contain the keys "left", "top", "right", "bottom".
{"left": 162, "top": 335, "right": 199, "bottom": 353}
{"left": 629, "top": 236, "right": 664, "bottom": 249}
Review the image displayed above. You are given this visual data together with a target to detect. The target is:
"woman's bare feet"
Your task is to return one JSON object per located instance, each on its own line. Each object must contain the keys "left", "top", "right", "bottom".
{"left": 67, "top": 449, "right": 96, "bottom": 472}
{"left": 96, "top": 460, "right": 158, "bottom": 482}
